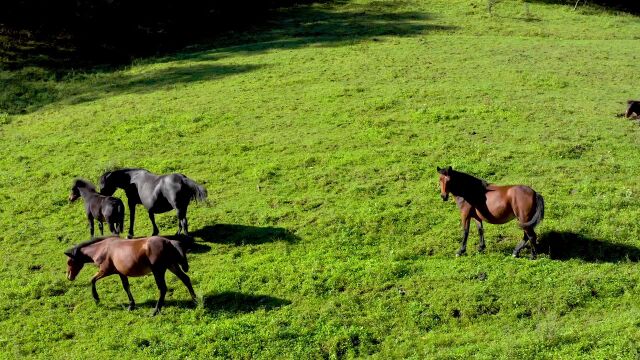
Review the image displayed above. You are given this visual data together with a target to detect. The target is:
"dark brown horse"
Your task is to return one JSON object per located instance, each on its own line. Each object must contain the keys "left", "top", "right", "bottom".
{"left": 625, "top": 100, "right": 640, "bottom": 119}
{"left": 437, "top": 166, "right": 545, "bottom": 258}
{"left": 64, "top": 236, "right": 197, "bottom": 315}
{"left": 69, "top": 179, "right": 125, "bottom": 238}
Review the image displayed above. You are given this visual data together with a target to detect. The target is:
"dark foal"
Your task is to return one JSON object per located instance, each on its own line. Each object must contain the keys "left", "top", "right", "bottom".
{"left": 69, "top": 179, "right": 125, "bottom": 238}
{"left": 99, "top": 168, "right": 207, "bottom": 239}
{"left": 437, "top": 166, "right": 545, "bottom": 259}
{"left": 65, "top": 236, "right": 197, "bottom": 315}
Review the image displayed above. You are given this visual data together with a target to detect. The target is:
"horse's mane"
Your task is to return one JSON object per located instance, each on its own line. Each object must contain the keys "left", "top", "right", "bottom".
{"left": 66, "top": 236, "right": 112, "bottom": 260}
{"left": 449, "top": 169, "right": 489, "bottom": 194}
{"left": 99, "top": 168, "right": 148, "bottom": 188}
{"left": 72, "top": 178, "right": 97, "bottom": 192}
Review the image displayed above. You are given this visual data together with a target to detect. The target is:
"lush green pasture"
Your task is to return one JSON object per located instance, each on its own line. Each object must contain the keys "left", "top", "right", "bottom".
{"left": 2, "top": 0, "right": 640, "bottom": 358}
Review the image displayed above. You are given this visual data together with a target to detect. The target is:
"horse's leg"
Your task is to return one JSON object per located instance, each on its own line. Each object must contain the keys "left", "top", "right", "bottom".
{"left": 475, "top": 219, "right": 485, "bottom": 253}
{"left": 151, "top": 268, "right": 167, "bottom": 316}
{"left": 91, "top": 270, "right": 107, "bottom": 303}
{"left": 108, "top": 220, "right": 116, "bottom": 235}
{"left": 176, "top": 206, "right": 188, "bottom": 237}
{"left": 149, "top": 211, "right": 159, "bottom": 236}
{"left": 98, "top": 221, "right": 104, "bottom": 236}
{"left": 456, "top": 214, "right": 471, "bottom": 257}
{"left": 119, "top": 274, "right": 135, "bottom": 310}
{"left": 128, "top": 201, "right": 136, "bottom": 239}
{"left": 168, "top": 265, "right": 197, "bottom": 303}
{"left": 525, "top": 227, "right": 538, "bottom": 260}
{"left": 513, "top": 232, "right": 529, "bottom": 258}
{"left": 88, "top": 215, "right": 95, "bottom": 239}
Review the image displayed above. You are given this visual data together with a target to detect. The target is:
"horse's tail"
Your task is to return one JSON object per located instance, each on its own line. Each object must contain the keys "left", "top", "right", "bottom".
{"left": 169, "top": 240, "right": 190, "bottom": 272}
{"left": 183, "top": 177, "right": 208, "bottom": 202}
{"left": 521, "top": 192, "right": 544, "bottom": 229}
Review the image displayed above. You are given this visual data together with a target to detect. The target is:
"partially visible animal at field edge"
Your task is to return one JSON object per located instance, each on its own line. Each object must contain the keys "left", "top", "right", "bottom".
{"left": 69, "top": 179, "right": 125, "bottom": 238}
{"left": 99, "top": 168, "right": 207, "bottom": 239}
{"left": 437, "top": 166, "right": 545, "bottom": 259}
{"left": 64, "top": 236, "right": 196, "bottom": 316}
{"left": 617, "top": 100, "right": 640, "bottom": 119}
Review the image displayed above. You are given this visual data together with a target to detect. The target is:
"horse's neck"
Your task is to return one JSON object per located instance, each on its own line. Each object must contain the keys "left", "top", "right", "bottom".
{"left": 80, "top": 242, "right": 107, "bottom": 263}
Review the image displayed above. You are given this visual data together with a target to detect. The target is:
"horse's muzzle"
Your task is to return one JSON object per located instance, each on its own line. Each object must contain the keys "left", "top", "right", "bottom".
{"left": 67, "top": 271, "right": 75, "bottom": 281}
{"left": 441, "top": 194, "right": 449, "bottom": 201}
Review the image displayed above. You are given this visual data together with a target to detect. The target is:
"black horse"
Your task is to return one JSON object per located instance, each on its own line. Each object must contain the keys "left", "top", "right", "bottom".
{"left": 99, "top": 168, "right": 207, "bottom": 238}
{"left": 69, "top": 179, "right": 125, "bottom": 238}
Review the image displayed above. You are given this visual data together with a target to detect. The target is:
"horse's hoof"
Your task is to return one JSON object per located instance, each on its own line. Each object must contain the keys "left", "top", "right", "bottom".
{"left": 455, "top": 251, "right": 466, "bottom": 257}
{"left": 151, "top": 309, "right": 160, "bottom": 316}
{"left": 127, "top": 305, "right": 135, "bottom": 311}
{"left": 127, "top": 234, "right": 134, "bottom": 239}
{"left": 478, "top": 247, "right": 486, "bottom": 254}
{"left": 512, "top": 253, "right": 519, "bottom": 258}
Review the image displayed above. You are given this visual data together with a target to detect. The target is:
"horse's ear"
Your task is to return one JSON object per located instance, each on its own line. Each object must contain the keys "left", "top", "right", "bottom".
{"left": 628, "top": 100, "right": 634, "bottom": 104}
{"left": 437, "top": 166, "right": 442, "bottom": 172}
{"left": 447, "top": 166, "right": 452, "bottom": 172}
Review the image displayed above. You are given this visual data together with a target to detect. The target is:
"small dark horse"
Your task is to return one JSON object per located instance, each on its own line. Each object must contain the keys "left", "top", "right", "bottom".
{"left": 437, "top": 167, "right": 545, "bottom": 258}
{"left": 625, "top": 100, "right": 640, "bottom": 119}
{"left": 99, "top": 168, "right": 207, "bottom": 238}
{"left": 64, "top": 236, "right": 197, "bottom": 315}
{"left": 69, "top": 179, "right": 125, "bottom": 238}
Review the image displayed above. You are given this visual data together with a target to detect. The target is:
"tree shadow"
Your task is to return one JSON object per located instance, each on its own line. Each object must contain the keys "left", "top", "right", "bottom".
{"left": 1, "top": 1, "right": 455, "bottom": 114}
{"left": 535, "top": 231, "right": 640, "bottom": 262}
{"left": 190, "top": 224, "right": 300, "bottom": 245}
{"left": 139, "top": 291, "right": 291, "bottom": 314}
{"left": 527, "top": 0, "right": 640, "bottom": 15}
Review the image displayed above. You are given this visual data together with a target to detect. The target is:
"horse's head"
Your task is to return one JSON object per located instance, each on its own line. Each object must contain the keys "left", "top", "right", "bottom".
{"left": 69, "top": 181, "right": 81, "bottom": 202}
{"left": 437, "top": 166, "right": 453, "bottom": 201}
{"left": 64, "top": 248, "right": 85, "bottom": 281}
{"left": 99, "top": 171, "right": 117, "bottom": 196}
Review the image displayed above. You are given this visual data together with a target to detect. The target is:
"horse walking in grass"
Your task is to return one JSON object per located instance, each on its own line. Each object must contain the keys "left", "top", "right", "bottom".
{"left": 99, "top": 168, "right": 207, "bottom": 239}
{"left": 437, "top": 166, "right": 545, "bottom": 259}
{"left": 69, "top": 179, "right": 125, "bottom": 238}
{"left": 64, "top": 236, "right": 197, "bottom": 315}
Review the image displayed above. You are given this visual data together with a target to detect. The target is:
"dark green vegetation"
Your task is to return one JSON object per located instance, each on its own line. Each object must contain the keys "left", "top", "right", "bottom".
{"left": 2, "top": 0, "right": 640, "bottom": 358}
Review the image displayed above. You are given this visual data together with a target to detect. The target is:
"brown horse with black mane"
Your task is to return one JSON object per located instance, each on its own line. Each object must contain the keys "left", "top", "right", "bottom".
{"left": 437, "top": 166, "right": 545, "bottom": 259}
{"left": 64, "top": 236, "right": 197, "bottom": 315}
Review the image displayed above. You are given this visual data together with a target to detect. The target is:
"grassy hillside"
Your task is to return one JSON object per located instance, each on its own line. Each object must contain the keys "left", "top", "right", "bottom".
{"left": 2, "top": 0, "right": 640, "bottom": 358}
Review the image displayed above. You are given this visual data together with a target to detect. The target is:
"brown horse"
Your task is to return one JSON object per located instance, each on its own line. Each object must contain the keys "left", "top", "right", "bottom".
{"left": 437, "top": 166, "right": 545, "bottom": 258}
{"left": 64, "top": 236, "right": 197, "bottom": 315}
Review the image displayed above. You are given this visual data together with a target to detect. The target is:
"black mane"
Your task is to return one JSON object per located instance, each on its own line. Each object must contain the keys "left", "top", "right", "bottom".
{"left": 449, "top": 169, "right": 489, "bottom": 199}
{"left": 72, "top": 178, "right": 97, "bottom": 192}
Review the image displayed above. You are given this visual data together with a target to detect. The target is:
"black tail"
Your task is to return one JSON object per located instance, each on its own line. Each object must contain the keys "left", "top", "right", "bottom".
{"left": 521, "top": 193, "right": 544, "bottom": 229}
{"left": 170, "top": 240, "right": 189, "bottom": 272}
{"left": 183, "top": 177, "right": 207, "bottom": 202}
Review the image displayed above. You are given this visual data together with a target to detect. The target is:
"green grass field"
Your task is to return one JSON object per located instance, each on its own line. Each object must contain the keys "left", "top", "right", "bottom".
{"left": 2, "top": 0, "right": 640, "bottom": 358}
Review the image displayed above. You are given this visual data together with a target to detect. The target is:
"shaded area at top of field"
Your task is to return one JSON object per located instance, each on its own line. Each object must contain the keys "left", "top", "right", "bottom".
{"left": 0, "top": 1, "right": 454, "bottom": 115}
{"left": 0, "top": 1, "right": 454, "bottom": 71}
{"left": 536, "top": 231, "right": 640, "bottom": 262}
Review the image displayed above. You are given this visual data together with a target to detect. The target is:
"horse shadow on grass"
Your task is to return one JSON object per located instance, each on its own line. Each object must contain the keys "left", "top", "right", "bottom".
{"left": 139, "top": 291, "right": 291, "bottom": 314}
{"left": 190, "top": 224, "right": 300, "bottom": 246}
{"left": 534, "top": 231, "right": 640, "bottom": 262}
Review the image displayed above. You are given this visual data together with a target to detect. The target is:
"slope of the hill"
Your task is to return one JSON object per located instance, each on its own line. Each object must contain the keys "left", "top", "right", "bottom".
{"left": 1, "top": 0, "right": 640, "bottom": 358}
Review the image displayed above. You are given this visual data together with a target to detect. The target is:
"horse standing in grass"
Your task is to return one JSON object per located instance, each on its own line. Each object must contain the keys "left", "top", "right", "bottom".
{"left": 69, "top": 179, "right": 125, "bottom": 238}
{"left": 64, "top": 236, "right": 197, "bottom": 315}
{"left": 437, "top": 166, "right": 545, "bottom": 259}
{"left": 99, "top": 168, "right": 207, "bottom": 239}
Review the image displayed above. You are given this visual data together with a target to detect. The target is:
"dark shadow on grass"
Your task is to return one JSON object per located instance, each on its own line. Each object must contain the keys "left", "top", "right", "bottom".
{"left": 161, "top": 234, "right": 212, "bottom": 254}
{"left": 191, "top": 224, "right": 300, "bottom": 245}
{"left": 527, "top": 0, "right": 640, "bottom": 15}
{"left": 535, "top": 231, "right": 640, "bottom": 262}
{"left": 1, "top": 1, "right": 455, "bottom": 114}
{"left": 138, "top": 291, "right": 291, "bottom": 314}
